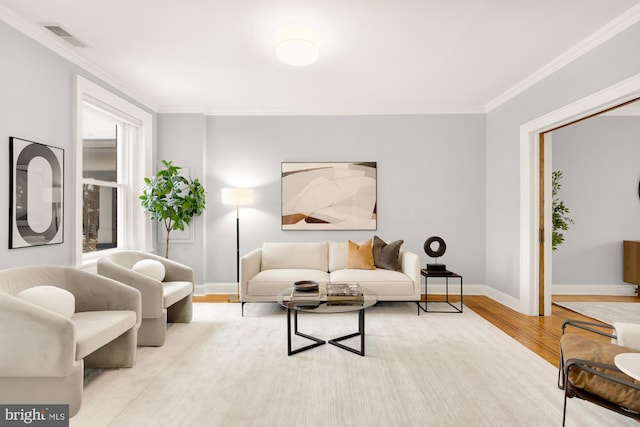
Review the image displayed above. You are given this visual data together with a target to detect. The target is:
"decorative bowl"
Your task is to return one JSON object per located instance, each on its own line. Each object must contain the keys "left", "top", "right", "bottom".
{"left": 294, "top": 280, "right": 319, "bottom": 292}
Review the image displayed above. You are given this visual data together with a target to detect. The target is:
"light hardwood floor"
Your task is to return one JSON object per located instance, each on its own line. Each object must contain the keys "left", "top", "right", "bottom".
{"left": 192, "top": 293, "right": 640, "bottom": 367}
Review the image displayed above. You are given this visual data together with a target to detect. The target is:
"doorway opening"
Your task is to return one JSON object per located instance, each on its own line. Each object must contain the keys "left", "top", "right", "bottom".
{"left": 520, "top": 74, "right": 640, "bottom": 316}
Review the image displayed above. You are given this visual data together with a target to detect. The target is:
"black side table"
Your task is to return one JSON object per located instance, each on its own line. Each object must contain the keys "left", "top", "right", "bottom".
{"left": 417, "top": 269, "right": 463, "bottom": 314}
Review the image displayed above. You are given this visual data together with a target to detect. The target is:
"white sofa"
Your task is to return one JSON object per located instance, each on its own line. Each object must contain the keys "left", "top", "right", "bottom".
{"left": 240, "top": 241, "right": 420, "bottom": 312}
{"left": 0, "top": 265, "right": 141, "bottom": 416}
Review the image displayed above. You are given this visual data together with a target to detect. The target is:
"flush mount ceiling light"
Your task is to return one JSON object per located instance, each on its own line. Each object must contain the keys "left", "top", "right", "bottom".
{"left": 275, "top": 25, "right": 320, "bottom": 66}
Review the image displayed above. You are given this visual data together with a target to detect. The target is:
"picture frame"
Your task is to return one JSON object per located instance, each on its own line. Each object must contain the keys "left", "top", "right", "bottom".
{"left": 282, "top": 162, "right": 377, "bottom": 230}
{"left": 9, "top": 137, "right": 64, "bottom": 248}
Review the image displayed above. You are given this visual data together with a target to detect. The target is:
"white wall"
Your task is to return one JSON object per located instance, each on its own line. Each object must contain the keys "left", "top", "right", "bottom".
{"left": 552, "top": 115, "right": 640, "bottom": 286}
{"left": 485, "top": 21, "right": 640, "bottom": 300}
{"left": 0, "top": 20, "right": 156, "bottom": 270}
{"left": 0, "top": 21, "right": 75, "bottom": 267}
{"left": 156, "top": 114, "right": 207, "bottom": 283}
{"left": 204, "top": 114, "right": 486, "bottom": 285}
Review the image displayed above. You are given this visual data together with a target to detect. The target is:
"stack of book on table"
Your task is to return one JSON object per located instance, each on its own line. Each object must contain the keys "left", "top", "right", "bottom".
{"left": 289, "top": 288, "right": 320, "bottom": 308}
{"left": 326, "top": 283, "right": 364, "bottom": 306}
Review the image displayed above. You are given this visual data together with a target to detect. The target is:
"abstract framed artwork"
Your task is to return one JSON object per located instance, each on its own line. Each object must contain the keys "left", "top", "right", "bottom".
{"left": 282, "top": 162, "right": 377, "bottom": 230}
{"left": 9, "top": 137, "right": 64, "bottom": 248}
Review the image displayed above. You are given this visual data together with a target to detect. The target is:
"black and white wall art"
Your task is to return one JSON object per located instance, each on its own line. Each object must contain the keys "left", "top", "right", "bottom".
{"left": 9, "top": 137, "right": 64, "bottom": 248}
{"left": 282, "top": 162, "right": 377, "bottom": 230}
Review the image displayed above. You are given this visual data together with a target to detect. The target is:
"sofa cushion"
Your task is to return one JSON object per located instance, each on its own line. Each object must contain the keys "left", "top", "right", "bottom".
{"left": 73, "top": 310, "right": 137, "bottom": 360}
{"left": 328, "top": 241, "right": 348, "bottom": 272}
{"left": 132, "top": 259, "right": 165, "bottom": 282}
{"left": 330, "top": 269, "right": 414, "bottom": 297}
{"left": 261, "top": 242, "right": 328, "bottom": 271}
{"left": 17, "top": 286, "right": 75, "bottom": 318}
{"left": 347, "top": 239, "right": 375, "bottom": 270}
{"left": 561, "top": 333, "right": 640, "bottom": 413}
{"left": 162, "top": 281, "right": 193, "bottom": 308}
{"left": 248, "top": 269, "right": 330, "bottom": 297}
{"left": 373, "top": 235, "right": 404, "bottom": 271}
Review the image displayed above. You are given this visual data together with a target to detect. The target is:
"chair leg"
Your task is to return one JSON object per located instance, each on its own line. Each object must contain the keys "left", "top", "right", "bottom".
{"left": 562, "top": 387, "right": 568, "bottom": 427}
{"left": 558, "top": 347, "right": 565, "bottom": 389}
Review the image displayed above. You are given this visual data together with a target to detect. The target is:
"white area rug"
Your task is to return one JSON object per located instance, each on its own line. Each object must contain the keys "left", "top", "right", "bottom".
{"left": 553, "top": 301, "right": 640, "bottom": 325}
{"left": 71, "top": 302, "right": 636, "bottom": 427}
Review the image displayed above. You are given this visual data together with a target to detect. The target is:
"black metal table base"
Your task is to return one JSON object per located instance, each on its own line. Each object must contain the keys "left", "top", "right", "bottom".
{"left": 418, "top": 270, "right": 463, "bottom": 314}
{"left": 417, "top": 300, "right": 462, "bottom": 314}
{"left": 287, "top": 307, "right": 366, "bottom": 356}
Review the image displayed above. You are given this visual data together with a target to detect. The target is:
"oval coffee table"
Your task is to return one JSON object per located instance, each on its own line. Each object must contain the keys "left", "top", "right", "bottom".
{"left": 277, "top": 287, "right": 377, "bottom": 357}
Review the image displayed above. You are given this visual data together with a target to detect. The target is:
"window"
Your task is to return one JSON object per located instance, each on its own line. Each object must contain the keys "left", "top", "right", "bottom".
{"left": 82, "top": 106, "right": 120, "bottom": 253}
{"left": 75, "top": 76, "right": 153, "bottom": 266}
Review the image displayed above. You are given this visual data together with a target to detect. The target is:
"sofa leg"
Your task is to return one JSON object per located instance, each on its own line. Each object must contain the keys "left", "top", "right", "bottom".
{"left": 241, "top": 302, "right": 245, "bottom": 317}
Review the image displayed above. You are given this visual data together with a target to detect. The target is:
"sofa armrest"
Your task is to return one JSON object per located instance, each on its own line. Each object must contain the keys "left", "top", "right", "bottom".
{"left": 0, "top": 293, "right": 78, "bottom": 377}
{"left": 240, "top": 248, "right": 262, "bottom": 301}
{"left": 97, "top": 259, "right": 163, "bottom": 318}
{"left": 65, "top": 268, "right": 142, "bottom": 324}
{"left": 399, "top": 250, "right": 421, "bottom": 298}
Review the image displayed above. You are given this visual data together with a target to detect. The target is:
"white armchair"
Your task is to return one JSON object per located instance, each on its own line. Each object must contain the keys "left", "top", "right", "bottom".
{"left": 0, "top": 265, "right": 141, "bottom": 417}
{"left": 97, "top": 251, "right": 194, "bottom": 346}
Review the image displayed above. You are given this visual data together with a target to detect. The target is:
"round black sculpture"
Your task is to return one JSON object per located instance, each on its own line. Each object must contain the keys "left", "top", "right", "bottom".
{"left": 424, "top": 236, "right": 446, "bottom": 258}
{"left": 424, "top": 236, "right": 447, "bottom": 272}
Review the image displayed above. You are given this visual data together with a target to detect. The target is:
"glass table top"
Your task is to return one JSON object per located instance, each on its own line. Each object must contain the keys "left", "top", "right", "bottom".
{"left": 276, "top": 286, "right": 377, "bottom": 313}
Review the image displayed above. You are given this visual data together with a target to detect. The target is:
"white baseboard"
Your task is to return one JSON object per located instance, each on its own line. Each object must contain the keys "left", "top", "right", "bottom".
{"left": 194, "top": 283, "right": 237, "bottom": 295}
{"left": 552, "top": 283, "right": 637, "bottom": 296}
{"left": 420, "top": 282, "right": 521, "bottom": 312}
{"left": 421, "top": 283, "right": 479, "bottom": 295}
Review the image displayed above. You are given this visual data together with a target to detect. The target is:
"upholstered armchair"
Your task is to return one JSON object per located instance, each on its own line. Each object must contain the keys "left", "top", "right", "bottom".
{"left": 558, "top": 319, "right": 640, "bottom": 426}
{"left": 0, "top": 265, "right": 141, "bottom": 417}
{"left": 97, "top": 251, "right": 194, "bottom": 346}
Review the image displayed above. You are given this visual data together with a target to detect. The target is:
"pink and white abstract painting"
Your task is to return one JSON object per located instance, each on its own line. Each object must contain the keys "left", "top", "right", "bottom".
{"left": 282, "top": 162, "right": 377, "bottom": 230}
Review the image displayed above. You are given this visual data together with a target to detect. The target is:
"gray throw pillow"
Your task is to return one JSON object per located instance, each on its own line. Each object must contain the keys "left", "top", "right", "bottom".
{"left": 372, "top": 235, "right": 404, "bottom": 271}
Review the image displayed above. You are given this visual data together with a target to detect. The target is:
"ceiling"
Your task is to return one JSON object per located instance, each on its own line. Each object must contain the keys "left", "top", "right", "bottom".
{"left": 2, "top": 0, "right": 640, "bottom": 115}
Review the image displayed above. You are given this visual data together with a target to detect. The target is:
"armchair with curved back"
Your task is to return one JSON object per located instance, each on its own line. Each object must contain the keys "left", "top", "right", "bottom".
{"left": 558, "top": 319, "right": 640, "bottom": 426}
{"left": 97, "top": 251, "right": 194, "bottom": 346}
{"left": 0, "top": 265, "right": 141, "bottom": 416}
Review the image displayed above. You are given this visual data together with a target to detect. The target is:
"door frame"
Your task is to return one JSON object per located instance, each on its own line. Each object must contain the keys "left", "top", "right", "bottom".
{"left": 519, "top": 73, "right": 640, "bottom": 316}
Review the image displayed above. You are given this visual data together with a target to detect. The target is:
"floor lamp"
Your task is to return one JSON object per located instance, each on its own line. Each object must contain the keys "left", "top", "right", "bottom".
{"left": 221, "top": 188, "right": 254, "bottom": 302}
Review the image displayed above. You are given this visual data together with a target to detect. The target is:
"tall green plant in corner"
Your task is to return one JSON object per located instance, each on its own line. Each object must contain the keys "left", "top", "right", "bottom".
{"left": 552, "top": 170, "right": 574, "bottom": 251}
{"left": 140, "top": 160, "right": 206, "bottom": 258}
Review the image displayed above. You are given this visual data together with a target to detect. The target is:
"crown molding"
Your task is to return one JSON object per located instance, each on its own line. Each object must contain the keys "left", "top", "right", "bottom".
{"left": 0, "top": 5, "right": 159, "bottom": 112}
{"left": 199, "top": 106, "right": 486, "bottom": 116}
{"left": 485, "top": 3, "right": 640, "bottom": 113}
{"left": 156, "top": 106, "right": 209, "bottom": 115}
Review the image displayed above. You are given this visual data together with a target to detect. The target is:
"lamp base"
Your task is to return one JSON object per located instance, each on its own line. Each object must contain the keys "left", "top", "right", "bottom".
{"left": 228, "top": 281, "right": 241, "bottom": 303}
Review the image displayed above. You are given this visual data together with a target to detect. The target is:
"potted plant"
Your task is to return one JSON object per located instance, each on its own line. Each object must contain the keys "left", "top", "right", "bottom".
{"left": 140, "top": 160, "right": 206, "bottom": 258}
{"left": 552, "top": 170, "right": 574, "bottom": 251}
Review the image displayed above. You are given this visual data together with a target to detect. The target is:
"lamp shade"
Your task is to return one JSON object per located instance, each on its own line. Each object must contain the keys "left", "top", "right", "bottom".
{"left": 221, "top": 188, "right": 254, "bottom": 206}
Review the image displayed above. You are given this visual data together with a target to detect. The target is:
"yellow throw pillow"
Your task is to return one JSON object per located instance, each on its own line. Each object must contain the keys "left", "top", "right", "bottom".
{"left": 347, "top": 239, "right": 376, "bottom": 270}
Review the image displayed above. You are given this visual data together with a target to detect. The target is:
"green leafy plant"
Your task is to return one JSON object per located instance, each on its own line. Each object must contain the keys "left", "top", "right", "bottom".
{"left": 140, "top": 160, "right": 206, "bottom": 258}
{"left": 552, "top": 170, "right": 574, "bottom": 251}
